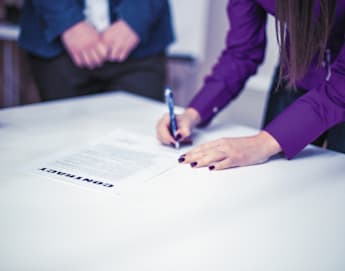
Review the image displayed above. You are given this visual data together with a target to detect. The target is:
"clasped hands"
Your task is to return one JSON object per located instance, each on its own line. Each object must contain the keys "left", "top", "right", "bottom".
{"left": 61, "top": 20, "right": 139, "bottom": 69}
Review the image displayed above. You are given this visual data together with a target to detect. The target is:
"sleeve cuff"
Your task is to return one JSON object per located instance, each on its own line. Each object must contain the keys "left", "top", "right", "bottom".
{"left": 263, "top": 96, "right": 329, "bottom": 159}
{"left": 189, "top": 80, "right": 232, "bottom": 127}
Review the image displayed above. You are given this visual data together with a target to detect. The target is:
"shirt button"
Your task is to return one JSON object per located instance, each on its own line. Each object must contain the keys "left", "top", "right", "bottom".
{"left": 213, "top": 107, "right": 219, "bottom": 113}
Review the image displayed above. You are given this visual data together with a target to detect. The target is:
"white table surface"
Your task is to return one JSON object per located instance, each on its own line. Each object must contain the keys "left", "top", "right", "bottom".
{"left": 1, "top": 92, "right": 345, "bottom": 271}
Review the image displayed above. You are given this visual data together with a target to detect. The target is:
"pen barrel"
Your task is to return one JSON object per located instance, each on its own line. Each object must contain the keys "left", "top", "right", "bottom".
{"left": 170, "top": 115, "right": 178, "bottom": 136}
{"left": 165, "top": 88, "right": 178, "bottom": 137}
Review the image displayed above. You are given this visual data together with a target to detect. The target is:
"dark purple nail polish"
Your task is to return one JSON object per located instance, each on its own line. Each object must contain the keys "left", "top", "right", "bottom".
{"left": 209, "top": 165, "right": 215, "bottom": 171}
{"left": 175, "top": 134, "right": 182, "bottom": 141}
{"left": 191, "top": 162, "right": 198, "bottom": 167}
{"left": 178, "top": 157, "right": 185, "bottom": 163}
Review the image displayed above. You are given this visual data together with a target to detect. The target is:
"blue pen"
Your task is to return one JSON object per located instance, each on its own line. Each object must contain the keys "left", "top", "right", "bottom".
{"left": 164, "top": 87, "right": 180, "bottom": 149}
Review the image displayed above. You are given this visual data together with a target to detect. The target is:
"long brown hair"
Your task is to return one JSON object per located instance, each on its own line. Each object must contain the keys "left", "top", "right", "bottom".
{"left": 276, "top": 0, "right": 337, "bottom": 86}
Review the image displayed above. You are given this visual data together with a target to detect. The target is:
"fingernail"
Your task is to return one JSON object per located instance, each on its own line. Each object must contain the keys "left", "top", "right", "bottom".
{"left": 178, "top": 157, "right": 185, "bottom": 163}
{"left": 190, "top": 162, "right": 198, "bottom": 167}
{"left": 175, "top": 134, "right": 182, "bottom": 141}
{"left": 209, "top": 165, "right": 215, "bottom": 171}
{"left": 178, "top": 154, "right": 186, "bottom": 163}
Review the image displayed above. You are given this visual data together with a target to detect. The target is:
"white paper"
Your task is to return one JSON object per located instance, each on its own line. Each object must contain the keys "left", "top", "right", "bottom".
{"left": 33, "top": 130, "right": 182, "bottom": 194}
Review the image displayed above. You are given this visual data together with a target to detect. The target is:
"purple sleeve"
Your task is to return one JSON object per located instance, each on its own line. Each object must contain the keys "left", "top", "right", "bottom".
{"left": 264, "top": 43, "right": 345, "bottom": 159}
{"left": 189, "top": 0, "right": 267, "bottom": 126}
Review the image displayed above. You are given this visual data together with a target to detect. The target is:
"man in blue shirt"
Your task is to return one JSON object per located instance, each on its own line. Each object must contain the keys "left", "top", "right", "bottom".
{"left": 19, "top": 0, "right": 174, "bottom": 101}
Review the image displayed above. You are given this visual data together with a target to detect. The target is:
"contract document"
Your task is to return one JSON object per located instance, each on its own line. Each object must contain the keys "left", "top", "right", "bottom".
{"left": 33, "top": 130, "right": 181, "bottom": 194}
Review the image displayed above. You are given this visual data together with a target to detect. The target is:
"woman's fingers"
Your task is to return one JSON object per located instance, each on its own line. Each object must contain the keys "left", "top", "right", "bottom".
{"left": 195, "top": 151, "right": 226, "bottom": 168}
{"left": 209, "top": 158, "right": 234, "bottom": 170}
{"left": 178, "top": 138, "right": 234, "bottom": 169}
{"left": 185, "top": 151, "right": 226, "bottom": 168}
{"left": 179, "top": 150, "right": 204, "bottom": 165}
{"left": 185, "top": 139, "right": 222, "bottom": 155}
{"left": 174, "top": 114, "right": 193, "bottom": 141}
{"left": 175, "top": 126, "right": 191, "bottom": 142}
{"left": 156, "top": 115, "right": 175, "bottom": 145}
{"left": 156, "top": 113, "right": 194, "bottom": 147}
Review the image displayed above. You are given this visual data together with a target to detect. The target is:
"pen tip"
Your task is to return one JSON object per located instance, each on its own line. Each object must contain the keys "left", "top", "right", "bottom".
{"left": 175, "top": 142, "right": 180, "bottom": 149}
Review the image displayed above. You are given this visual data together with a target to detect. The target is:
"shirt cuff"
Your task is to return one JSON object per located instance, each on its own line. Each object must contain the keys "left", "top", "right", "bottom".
{"left": 189, "top": 80, "right": 232, "bottom": 127}
{"left": 263, "top": 97, "right": 328, "bottom": 159}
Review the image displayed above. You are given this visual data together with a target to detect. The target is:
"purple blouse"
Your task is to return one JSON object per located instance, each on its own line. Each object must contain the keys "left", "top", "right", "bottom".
{"left": 189, "top": 0, "right": 345, "bottom": 159}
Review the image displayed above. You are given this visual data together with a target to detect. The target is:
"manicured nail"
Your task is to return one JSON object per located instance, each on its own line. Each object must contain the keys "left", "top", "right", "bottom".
{"left": 178, "top": 157, "right": 185, "bottom": 163}
{"left": 175, "top": 134, "right": 182, "bottom": 141}
{"left": 190, "top": 162, "right": 198, "bottom": 167}
{"left": 209, "top": 165, "right": 215, "bottom": 171}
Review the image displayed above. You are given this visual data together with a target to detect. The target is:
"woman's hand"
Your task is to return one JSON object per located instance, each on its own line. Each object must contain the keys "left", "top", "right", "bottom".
{"left": 156, "top": 108, "right": 201, "bottom": 146}
{"left": 178, "top": 131, "right": 282, "bottom": 170}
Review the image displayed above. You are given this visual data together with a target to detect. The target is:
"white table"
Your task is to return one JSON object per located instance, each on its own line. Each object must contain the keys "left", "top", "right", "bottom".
{"left": 1, "top": 92, "right": 345, "bottom": 271}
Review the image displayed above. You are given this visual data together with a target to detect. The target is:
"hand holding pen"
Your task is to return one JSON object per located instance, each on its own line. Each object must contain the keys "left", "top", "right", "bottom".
{"left": 156, "top": 87, "right": 201, "bottom": 148}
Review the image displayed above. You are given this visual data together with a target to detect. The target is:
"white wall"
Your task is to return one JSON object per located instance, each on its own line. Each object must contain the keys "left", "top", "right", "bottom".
{"left": 169, "top": 0, "right": 209, "bottom": 59}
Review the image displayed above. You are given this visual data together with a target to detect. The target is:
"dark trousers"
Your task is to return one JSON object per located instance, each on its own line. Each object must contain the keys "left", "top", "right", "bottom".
{"left": 29, "top": 52, "right": 167, "bottom": 102}
{"left": 263, "top": 67, "right": 345, "bottom": 154}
